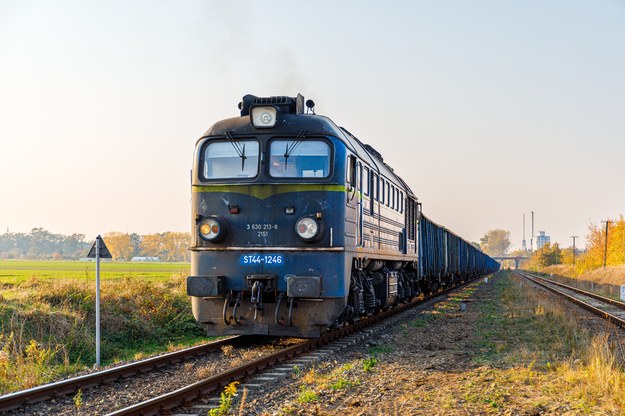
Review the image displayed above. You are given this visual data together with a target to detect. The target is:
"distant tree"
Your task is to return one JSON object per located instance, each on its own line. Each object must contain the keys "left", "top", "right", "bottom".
{"left": 579, "top": 216, "right": 625, "bottom": 270}
{"left": 140, "top": 233, "right": 164, "bottom": 258}
{"left": 104, "top": 232, "right": 134, "bottom": 261}
{"left": 140, "top": 232, "right": 190, "bottom": 261}
{"left": 160, "top": 232, "right": 191, "bottom": 262}
{"left": 62, "top": 233, "right": 87, "bottom": 257}
{"left": 535, "top": 243, "right": 562, "bottom": 267}
{"left": 130, "top": 233, "right": 142, "bottom": 258}
{"left": 479, "top": 229, "right": 511, "bottom": 256}
{"left": 560, "top": 247, "right": 575, "bottom": 265}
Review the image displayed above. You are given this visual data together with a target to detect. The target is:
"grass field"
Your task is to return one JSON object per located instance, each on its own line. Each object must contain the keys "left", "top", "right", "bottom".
{"left": 0, "top": 260, "right": 190, "bottom": 284}
{"left": 0, "top": 259, "right": 204, "bottom": 393}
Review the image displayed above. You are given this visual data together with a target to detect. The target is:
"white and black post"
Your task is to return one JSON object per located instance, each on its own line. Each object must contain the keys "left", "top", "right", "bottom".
{"left": 87, "top": 235, "right": 111, "bottom": 368}
{"left": 95, "top": 235, "right": 101, "bottom": 367}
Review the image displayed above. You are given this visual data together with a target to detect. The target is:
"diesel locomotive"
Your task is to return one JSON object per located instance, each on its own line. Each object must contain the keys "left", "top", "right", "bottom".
{"left": 187, "top": 94, "right": 499, "bottom": 337}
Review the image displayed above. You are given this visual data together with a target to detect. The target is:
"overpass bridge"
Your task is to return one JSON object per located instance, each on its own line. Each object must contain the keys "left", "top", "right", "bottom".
{"left": 491, "top": 255, "right": 529, "bottom": 269}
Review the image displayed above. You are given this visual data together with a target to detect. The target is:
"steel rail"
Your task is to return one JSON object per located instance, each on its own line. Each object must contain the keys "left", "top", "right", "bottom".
{"left": 520, "top": 271, "right": 625, "bottom": 309}
{"left": 518, "top": 271, "right": 625, "bottom": 329}
{"left": 0, "top": 336, "right": 241, "bottom": 412}
{"left": 106, "top": 275, "right": 488, "bottom": 416}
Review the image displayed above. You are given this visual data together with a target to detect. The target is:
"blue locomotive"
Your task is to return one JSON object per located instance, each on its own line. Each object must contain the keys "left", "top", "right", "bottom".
{"left": 187, "top": 94, "right": 499, "bottom": 337}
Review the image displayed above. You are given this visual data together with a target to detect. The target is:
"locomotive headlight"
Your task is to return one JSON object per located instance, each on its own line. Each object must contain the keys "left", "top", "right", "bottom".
{"left": 295, "top": 216, "right": 324, "bottom": 242}
{"left": 199, "top": 217, "right": 227, "bottom": 242}
{"left": 250, "top": 106, "right": 277, "bottom": 128}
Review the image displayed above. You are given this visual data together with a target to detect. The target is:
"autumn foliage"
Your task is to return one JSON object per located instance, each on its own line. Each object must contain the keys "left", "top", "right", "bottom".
{"left": 525, "top": 216, "right": 625, "bottom": 281}
{"left": 575, "top": 216, "right": 625, "bottom": 271}
{"left": 104, "top": 232, "right": 191, "bottom": 261}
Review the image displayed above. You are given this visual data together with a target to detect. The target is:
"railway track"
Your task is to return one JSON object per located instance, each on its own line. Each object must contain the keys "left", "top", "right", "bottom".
{"left": 0, "top": 336, "right": 246, "bottom": 412}
{"left": 1, "top": 275, "right": 489, "bottom": 415}
{"left": 518, "top": 271, "right": 625, "bottom": 328}
{"left": 105, "top": 276, "right": 487, "bottom": 416}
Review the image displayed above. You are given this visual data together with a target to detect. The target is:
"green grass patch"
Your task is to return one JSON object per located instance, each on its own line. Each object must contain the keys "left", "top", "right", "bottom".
{"left": 329, "top": 377, "right": 353, "bottom": 390}
{"left": 409, "top": 313, "right": 436, "bottom": 328}
{"left": 367, "top": 345, "right": 393, "bottom": 355}
{"left": 0, "top": 259, "right": 190, "bottom": 284}
{"left": 297, "top": 385, "right": 319, "bottom": 403}
{"left": 362, "top": 356, "right": 377, "bottom": 372}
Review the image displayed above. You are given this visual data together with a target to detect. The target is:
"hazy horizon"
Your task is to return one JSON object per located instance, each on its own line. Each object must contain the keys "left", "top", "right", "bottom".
{"left": 2, "top": 1, "right": 624, "bottom": 250}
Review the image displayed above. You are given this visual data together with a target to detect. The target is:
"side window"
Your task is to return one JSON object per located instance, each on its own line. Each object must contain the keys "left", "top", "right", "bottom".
{"left": 400, "top": 191, "right": 404, "bottom": 213}
{"left": 395, "top": 188, "right": 398, "bottom": 211}
{"left": 373, "top": 174, "right": 379, "bottom": 201}
{"left": 347, "top": 155, "right": 356, "bottom": 185}
{"left": 384, "top": 181, "right": 391, "bottom": 207}
{"left": 363, "top": 167, "right": 370, "bottom": 196}
{"left": 391, "top": 185, "right": 395, "bottom": 209}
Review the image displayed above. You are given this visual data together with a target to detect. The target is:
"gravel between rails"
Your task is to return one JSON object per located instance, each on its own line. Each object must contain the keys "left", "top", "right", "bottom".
{"left": 4, "top": 337, "right": 305, "bottom": 416}
{"left": 232, "top": 283, "right": 487, "bottom": 416}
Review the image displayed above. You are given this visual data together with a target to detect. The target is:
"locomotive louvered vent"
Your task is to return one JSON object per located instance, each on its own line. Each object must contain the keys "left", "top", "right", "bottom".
{"left": 255, "top": 96, "right": 293, "bottom": 105}
{"left": 363, "top": 144, "right": 384, "bottom": 163}
{"left": 239, "top": 94, "right": 304, "bottom": 116}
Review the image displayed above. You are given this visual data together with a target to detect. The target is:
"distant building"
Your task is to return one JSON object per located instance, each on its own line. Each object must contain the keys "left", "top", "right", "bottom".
{"left": 131, "top": 256, "right": 160, "bottom": 262}
{"left": 536, "top": 231, "right": 550, "bottom": 250}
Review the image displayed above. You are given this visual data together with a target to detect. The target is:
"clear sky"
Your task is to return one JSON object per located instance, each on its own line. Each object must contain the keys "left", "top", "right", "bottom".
{"left": 1, "top": 1, "right": 624, "bottom": 250}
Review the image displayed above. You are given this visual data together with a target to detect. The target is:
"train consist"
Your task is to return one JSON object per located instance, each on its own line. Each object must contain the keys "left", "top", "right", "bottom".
{"left": 187, "top": 94, "right": 499, "bottom": 337}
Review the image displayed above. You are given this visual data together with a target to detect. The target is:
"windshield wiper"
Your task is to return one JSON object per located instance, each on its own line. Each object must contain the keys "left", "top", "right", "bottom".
{"left": 224, "top": 130, "right": 247, "bottom": 172}
{"left": 240, "top": 143, "right": 247, "bottom": 171}
{"left": 283, "top": 130, "right": 306, "bottom": 171}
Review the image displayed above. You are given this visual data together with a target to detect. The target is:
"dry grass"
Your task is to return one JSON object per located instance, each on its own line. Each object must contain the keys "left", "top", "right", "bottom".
{"left": 580, "top": 265, "right": 625, "bottom": 285}
{"left": 530, "top": 263, "right": 625, "bottom": 286}
{"left": 0, "top": 273, "right": 205, "bottom": 393}
{"left": 489, "top": 272, "right": 625, "bottom": 412}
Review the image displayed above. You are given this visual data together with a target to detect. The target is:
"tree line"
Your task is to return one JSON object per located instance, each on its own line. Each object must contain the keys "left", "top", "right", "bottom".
{"left": 103, "top": 231, "right": 190, "bottom": 262}
{"left": 524, "top": 215, "right": 625, "bottom": 272}
{"left": 0, "top": 229, "right": 191, "bottom": 262}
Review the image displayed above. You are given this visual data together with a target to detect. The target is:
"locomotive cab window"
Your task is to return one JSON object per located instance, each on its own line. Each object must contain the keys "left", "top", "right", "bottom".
{"left": 269, "top": 140, "right": 331, "bottom": 178}
{"left": 202, "top": 140, "right": 260, "bottom": 179}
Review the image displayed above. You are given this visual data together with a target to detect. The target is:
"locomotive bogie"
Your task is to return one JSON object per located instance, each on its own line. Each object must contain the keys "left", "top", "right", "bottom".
{"left": 191, "top": 296, "right": 347, "bottom": 338}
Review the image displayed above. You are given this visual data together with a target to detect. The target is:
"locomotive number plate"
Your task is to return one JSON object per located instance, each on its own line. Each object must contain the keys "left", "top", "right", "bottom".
{"left": 240, "top": 254, "right": 284, "bottom": 266}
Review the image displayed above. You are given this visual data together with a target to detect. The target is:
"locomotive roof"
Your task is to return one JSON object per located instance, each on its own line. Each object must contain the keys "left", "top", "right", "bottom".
{"left": 201, "top": 106, "right": 415, "bottom": 199}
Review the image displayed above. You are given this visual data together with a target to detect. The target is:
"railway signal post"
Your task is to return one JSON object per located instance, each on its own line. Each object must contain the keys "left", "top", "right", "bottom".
{"left": 87, "top": 235, "right": 112, "bottom": 367}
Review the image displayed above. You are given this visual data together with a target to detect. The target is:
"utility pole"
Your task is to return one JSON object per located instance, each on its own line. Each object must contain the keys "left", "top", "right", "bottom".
{"left": 602, "top": 220, "right": 611, "bottom": 269}
{"left": 522, "top": 214, "right": 527, "bottom": 252}
{"left": 530, "top": 211, "right": 534, "bottom": 252}
{"left": 570, "top": 235, "right": 578, "bottom": 265}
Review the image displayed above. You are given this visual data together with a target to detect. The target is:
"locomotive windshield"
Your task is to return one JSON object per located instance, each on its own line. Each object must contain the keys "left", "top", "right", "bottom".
{"left": 269, "top": 140, "right": 330, "bottom": 178}
{"left": 203, "top": 140, "right": 260, "bottom": 179}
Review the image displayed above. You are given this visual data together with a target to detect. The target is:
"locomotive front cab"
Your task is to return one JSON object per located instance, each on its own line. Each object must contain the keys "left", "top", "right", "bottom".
{"left": 187, "top": 95, "right": 352, "bottom": 337}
